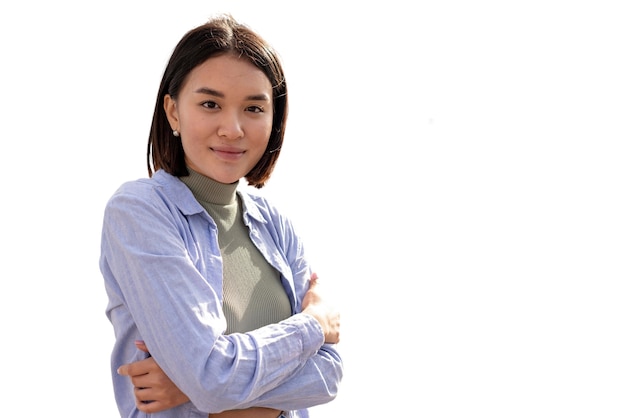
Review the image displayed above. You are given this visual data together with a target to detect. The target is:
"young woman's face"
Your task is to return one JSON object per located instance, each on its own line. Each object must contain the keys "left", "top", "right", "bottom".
{"left": 164, "top": 54, "right": 273, "bottom": 184}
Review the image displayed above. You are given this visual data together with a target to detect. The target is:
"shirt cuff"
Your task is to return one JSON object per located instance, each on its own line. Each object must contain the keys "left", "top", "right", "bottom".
{"left": 282, "top": 313, "right": 325, "bottom": 359}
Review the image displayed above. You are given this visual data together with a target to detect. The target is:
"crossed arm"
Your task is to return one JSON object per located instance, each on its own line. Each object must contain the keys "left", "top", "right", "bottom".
{"left": 117, "top": 274, "right": 340, "bottom": 416}
{"left": 120, "top": 341, "right": 283, "bottom": 417}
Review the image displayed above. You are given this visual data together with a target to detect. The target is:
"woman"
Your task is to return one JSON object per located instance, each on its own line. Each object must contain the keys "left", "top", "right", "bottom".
{"left": 100, "top": 14, "right": 342, "bottom": 418}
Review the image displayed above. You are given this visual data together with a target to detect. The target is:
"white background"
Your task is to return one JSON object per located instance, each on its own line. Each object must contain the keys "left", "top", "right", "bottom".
{"left": 1, "top": 1, "right": 625, "bottom": 417}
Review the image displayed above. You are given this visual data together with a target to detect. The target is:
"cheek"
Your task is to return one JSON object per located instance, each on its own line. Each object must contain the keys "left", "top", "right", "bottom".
{"left": 249, "top": 119, "right": 273, "bottom": 145}
{"left": 261, "top": 118, "right": 274, "bottom": 143}
{"left": 179, "top": 134, "right": 203, "bottom": 158}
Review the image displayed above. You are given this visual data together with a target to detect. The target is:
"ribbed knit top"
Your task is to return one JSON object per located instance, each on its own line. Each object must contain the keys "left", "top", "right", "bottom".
{"left": 180, "top": 169, "right": 292, "bottom": 334}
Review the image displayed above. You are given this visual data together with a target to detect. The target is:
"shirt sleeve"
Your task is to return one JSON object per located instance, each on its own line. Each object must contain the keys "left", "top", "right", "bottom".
{"left": 101, "top": 183, "right": 342, "bottom": 414}
{"left": 238, "top": 196, "right": 344, "bottom": 412}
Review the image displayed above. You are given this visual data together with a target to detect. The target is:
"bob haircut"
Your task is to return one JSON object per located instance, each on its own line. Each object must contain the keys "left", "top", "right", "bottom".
{"left": 147, "top": 14, "right": 288, "bottom": 188}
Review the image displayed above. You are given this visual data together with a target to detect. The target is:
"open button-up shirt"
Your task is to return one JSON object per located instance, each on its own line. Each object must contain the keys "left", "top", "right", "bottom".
{"left": 100, "top": 170, "right": 343, "bottom": 418}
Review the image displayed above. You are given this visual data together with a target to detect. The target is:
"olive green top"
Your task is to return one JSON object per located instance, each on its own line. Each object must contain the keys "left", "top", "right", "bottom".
{"left": 181, "top": 169, "right": 292, "bottom": 334}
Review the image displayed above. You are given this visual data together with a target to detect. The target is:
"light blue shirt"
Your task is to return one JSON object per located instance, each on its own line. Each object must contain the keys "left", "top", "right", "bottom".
{"left": 100, "top": 170, "right": 343, "bottom": 418}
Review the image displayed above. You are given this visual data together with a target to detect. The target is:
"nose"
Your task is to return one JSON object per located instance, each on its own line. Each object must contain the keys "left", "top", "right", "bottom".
{"left": 217, "top": 111, "right": 244, "bottom": 140}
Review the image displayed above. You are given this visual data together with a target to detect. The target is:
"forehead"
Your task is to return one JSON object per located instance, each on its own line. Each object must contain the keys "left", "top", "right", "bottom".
{"left": 184, "top": 54, "right": 272, "bottom": 95}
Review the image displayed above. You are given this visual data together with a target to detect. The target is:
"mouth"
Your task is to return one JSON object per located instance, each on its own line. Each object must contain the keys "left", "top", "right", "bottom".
{"left": 211, "top": 147, "right": 245, "bottom": 161}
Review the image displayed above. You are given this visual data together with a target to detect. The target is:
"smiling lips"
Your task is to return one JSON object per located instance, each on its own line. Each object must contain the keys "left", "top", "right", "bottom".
{"left": 211, "top": 146, "right": 245, "bottom": 161}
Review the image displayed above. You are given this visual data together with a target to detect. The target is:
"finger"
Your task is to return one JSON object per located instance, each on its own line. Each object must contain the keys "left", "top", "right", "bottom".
{"left": 135, "top": 340, "right": 149, "bottom": 353}
{"left": 134, "top": 385, "right": 155, "bottom": 402}
{"left": 129, "top": 372, "right": 153, "bottom": 389}
{"left": 134, "top": 390, "right": 159, "bottom": 412}
{"left": 136, "top": 399, "right": 164, "bottom": 413}
{"left": 309, "top": 273, "right": 319, "bottom": 287}
{"left": 118, "top": 357, "right": 153, "bottom": 378}
{"left": 117, "top": 364, "right": 130, "bottom": 376}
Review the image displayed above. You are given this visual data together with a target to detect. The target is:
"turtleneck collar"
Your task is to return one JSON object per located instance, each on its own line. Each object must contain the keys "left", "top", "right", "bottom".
{"left": 180, "top": 168, "right": 239, "bottom": 206}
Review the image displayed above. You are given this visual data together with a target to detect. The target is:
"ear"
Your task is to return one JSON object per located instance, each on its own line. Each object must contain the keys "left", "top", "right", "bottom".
{"left": 163, "top": 94, "right": 180, "bottom": 131}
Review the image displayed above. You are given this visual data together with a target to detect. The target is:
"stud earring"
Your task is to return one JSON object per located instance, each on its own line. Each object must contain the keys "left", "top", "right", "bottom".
{"left": 173, "top": 130, "right": 180, "bottom": 137}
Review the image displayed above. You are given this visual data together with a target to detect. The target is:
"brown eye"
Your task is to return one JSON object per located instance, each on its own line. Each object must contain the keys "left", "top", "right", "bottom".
{"left": 246, "top": 105, "right": 264, "bottom": 113}
{"left": 202, "top": 101, "right": 220, "bottom": 109}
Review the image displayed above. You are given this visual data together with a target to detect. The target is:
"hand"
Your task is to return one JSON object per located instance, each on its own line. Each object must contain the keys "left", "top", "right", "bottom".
{"left": 301, "top": 273, "right": 341, "bottom": 344}
{"left": 118, "top": 341, "right": 283, "bottom": 417}
{"left": 117, "top": 341, "right": 190, "bottom": 413}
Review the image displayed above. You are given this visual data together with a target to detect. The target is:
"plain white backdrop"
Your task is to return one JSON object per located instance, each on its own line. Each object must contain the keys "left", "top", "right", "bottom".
{"left": 1, "top": 1, "right": 625, "bottom": 416}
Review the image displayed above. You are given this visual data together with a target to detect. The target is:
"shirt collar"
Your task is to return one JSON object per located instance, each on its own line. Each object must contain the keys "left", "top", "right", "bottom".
{"left": 153, "top": 169, "right": 268, "bottom": 224}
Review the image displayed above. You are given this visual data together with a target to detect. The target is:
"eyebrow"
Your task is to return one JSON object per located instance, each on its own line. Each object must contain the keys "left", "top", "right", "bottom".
{"left": 194, "top": 87, "right": 270, "bottom": 102}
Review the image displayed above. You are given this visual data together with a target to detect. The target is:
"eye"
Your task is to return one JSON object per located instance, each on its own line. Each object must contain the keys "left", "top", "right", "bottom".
{"left": 246, "top": 105, "right": 264, "bottom": 113}
{"left": 201, "top": 101, "right": 220, "bottom": 109}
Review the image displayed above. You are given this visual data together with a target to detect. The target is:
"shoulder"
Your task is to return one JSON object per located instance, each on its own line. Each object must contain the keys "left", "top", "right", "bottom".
{"left": 111, "top": 170, "right": 174, "bottom": 198}
{"left": 106, "top": 170, "right": 203, "bottom": 216}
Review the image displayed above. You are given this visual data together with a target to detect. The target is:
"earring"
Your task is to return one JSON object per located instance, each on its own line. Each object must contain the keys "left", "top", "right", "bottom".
{"left": 173, "top": 130, "right": 180, "bottom": 137}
